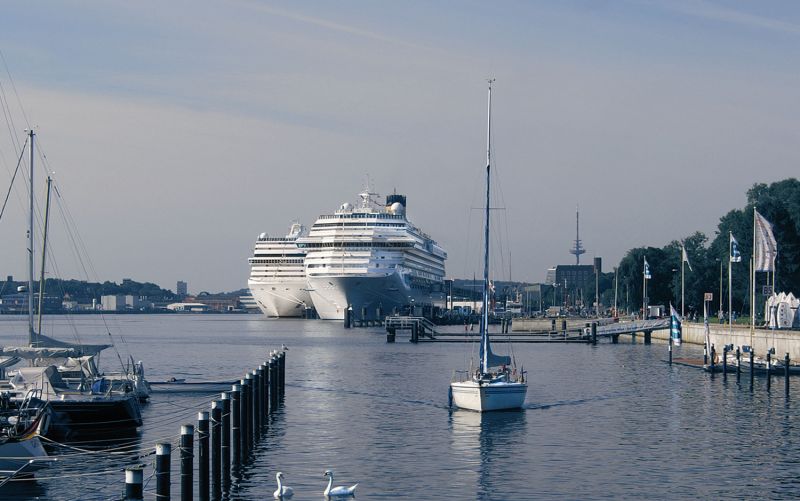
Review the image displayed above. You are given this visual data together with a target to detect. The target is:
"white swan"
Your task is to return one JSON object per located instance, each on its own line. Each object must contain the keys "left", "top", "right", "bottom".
{"left": 273, "top": 472, "right": 294, "bottom": 499}
{"left": 323, "top": 470, "right": 358, "bottom": 497}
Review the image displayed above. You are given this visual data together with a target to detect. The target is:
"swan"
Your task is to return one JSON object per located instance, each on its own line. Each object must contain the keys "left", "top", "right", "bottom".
{"left": 273, "top": 472, "right": 294, "bottom": 499}
{"left": 323, "top": 470, "right": 358, "bottom": 497}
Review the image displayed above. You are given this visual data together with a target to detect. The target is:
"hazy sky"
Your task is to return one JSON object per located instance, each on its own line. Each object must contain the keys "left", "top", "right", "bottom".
{"left": 0, "top": 1, "right": 798, "bottom": 293}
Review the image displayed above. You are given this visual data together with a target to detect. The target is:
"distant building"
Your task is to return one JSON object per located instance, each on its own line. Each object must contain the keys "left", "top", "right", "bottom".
{"left": 166, "top": 302, "right": 210, "bottom": 312}
{"left": 101, "top": 295, "right": 126, "bottom": 311}
{"left": 544, "top": 258, "right": 601, "bottom": 311}
{"left": 176, "top": 281, "right": 188, "bottom": 297}
{"left": 184, "top": 294, "right": 240, "bottom": 312}
{"left": 0, "top": 293, "right": 61, "bottom": 314}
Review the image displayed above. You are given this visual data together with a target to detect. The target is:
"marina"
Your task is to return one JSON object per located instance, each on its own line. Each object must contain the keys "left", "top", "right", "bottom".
{"left": 1, "top": 314, "right": 799, "bottom": 498}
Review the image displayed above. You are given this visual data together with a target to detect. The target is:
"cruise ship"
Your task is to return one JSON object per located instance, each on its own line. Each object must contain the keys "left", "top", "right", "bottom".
{"left": 298, "top": 189, "right": 447, "bottom": 320}
{"left": 248, "top": 223, "right": 312, "bottom": 317}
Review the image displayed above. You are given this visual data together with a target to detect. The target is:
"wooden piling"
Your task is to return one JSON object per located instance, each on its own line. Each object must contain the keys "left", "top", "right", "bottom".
{"left": 710, "top": 344, "right": 715, "bottom": 373}
{"left": 736, "top": 347, "right": 741, "bottom": 380}
{"left": 591, "top": 322, "right": 597, "bottom": 345}
{"left": 240, "top": 378, "right": 250, "bottom": 458}
{"left": 269, "top": 357, "right": 278, "bottom": 410}
{"left": 785, "top": 353, "right": 790, "bottom": 397}
{"left": 723, "top": 345, "right": 729, "bottom": 378}
{"left": 198, "top": 412, "right": 209, "bottom": 501}
{"left": 766, "top": 351, "right": 772, "bottom": 391}
{"left": 279, "top": 352, "right": 286, "bottom": 398}
{"left": 220, "top": 393, "right": 231, "bottom": 490}
{"left": 230, "top": 386, "right": 241, "bottom": 469}
{"left": 125, "top": 466, "right": 144, "bottom": 500}
{"left": 211, "top": 401, "right": 221, "bottom": 500}
{"left": 750, "top": 349, "right": 755, "bottom": 391}
{"left": 247, "top": 374, "right": 255, "bottom": 446}
{"left": 180, "top": 424, "right": 194, "bottom": 501}
{"left": 155, "top": 443, "right": 171, "bottom": 500}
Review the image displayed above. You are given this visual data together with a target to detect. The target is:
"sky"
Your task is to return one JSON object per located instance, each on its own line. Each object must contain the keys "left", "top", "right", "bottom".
{"left": 0, "top": 0, "right": 798, "bottom": 293}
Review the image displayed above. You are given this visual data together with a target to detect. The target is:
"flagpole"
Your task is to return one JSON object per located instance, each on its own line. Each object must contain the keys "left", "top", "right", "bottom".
{"left": 719, "top": 259, "right": 723, "bottom": 319}
{"left": 728, "top": 232, "right": 732, "bottom": 337}
{"left": 752, "top": 207, "right": 756, "bottom": 345}
{"left": 681, "top": 250, "right": 685, "bottom": 318}
{"left": 642, "top": 257, "right": 646, "bottom": 319}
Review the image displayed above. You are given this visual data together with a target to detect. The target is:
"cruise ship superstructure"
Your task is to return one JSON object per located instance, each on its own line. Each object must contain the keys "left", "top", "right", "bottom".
{"left": 248, "top": 223, "right": 312, "bottom": 317}
{"left": 298, "top": 189, "right": 447, "bottom": 320}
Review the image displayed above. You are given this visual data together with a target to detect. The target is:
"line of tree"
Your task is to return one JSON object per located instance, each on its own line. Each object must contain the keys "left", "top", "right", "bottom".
{"left": 612, "top": 178, "right": 800, "bottom": 318}
{"left": 0, "top": 278, "right": 176, "bottom": 303}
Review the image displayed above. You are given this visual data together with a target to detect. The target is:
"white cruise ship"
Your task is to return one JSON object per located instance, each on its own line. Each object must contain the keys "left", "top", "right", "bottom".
{"left": 248, "top": 223, "right": 312, "bottom": 317}
{"left": 298, "top": 189, "right": 447, "bottom": 320}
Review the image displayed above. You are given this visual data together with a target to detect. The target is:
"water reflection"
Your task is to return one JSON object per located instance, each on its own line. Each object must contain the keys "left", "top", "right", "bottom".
{"left": 450, "top": 410, "right": 527, "bottom": 498}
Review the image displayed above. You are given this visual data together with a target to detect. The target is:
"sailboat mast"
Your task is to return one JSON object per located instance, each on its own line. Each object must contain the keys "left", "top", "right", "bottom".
{"left": 480, "top": 79, "right": 493, "bottom": 375}
{"left": 36, "top": 175, "right": 53, "bottom": 342}
{"left": 27, "top": 129, "right": 35, "bottom": 345}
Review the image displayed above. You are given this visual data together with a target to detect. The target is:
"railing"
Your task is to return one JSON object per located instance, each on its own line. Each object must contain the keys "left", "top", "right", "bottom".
{"left": 384, "top": 316, "right": 437, "bottom": 338}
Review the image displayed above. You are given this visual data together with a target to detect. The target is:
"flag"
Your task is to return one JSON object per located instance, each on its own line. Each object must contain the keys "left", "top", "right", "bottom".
{"left": 643, "top": 258, "right": 651, "bottom": 279}
{"left": 681, "top": 244, "right": 693, "bottom": 272}
{"left": 754, "top": 210, "right": 777, "bottom": 271}
{"left": 670, "top": 304, "right": 682, "bottom": 346}
{"left": 729, "top": 233, "right": 741, "bottom": 263}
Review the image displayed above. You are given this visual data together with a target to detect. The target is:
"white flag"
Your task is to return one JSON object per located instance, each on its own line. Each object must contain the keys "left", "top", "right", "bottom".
{"left": 754, "top": 210, "right": 777, "bottom": 271}
{"left": 681, "top": 244, "right": 693, "bottom": 272}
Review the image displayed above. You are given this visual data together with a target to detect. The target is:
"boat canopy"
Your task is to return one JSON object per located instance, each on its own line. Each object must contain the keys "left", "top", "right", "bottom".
{"left": 2, "top": 332, "right": 111, "bottom": 359}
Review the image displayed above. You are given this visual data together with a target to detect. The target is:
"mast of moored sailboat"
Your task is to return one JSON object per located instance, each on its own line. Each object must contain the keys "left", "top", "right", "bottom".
{"left": 36, "top": 175, "right": 53, "bottom": 342}
{"left": 27, "top": 129, "right": 35, "bottom": 346}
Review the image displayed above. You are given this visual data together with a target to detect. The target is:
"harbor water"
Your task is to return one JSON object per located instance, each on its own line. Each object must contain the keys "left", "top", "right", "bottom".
{"left": 1, "top": 314, "right": 799, "bottom": 499}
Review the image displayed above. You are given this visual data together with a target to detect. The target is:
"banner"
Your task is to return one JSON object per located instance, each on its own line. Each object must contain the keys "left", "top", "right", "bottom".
{"left": 754, "top": 210, "right": 777, "bottom": 271}
{"left": 670, "top": 304, "right": 682, "bottom": 346}
{"left": 643, "top": 258, "right": 652, "bottom": 279}
{"left": 681, "top": 244, "right": 693, "bottom": 272}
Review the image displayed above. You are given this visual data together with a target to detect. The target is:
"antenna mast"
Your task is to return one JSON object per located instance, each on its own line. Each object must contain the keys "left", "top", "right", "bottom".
{"left": 569, "top": 205, "right": 586, "bottom": 265}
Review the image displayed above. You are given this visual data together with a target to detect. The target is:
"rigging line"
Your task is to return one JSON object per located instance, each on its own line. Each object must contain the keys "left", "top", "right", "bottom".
{"left": 0, "top": 79, "right": 22, "bottom": 154}
{"left": 0, "top": 135, "right": 28, "bottom": 222}
{"left": 0, "top": 49, "right": 31, "bottom": 129}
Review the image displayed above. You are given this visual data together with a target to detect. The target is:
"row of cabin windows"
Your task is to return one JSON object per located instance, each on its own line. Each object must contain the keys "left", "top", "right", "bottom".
{"left": 298, "top": 242, "right": 413, "bottom": 248}
{"left": 250, "top": 259, "right": 304, "bottom": 264}
{"left": 311, "top": 222, "right": 405, "bottom": 228}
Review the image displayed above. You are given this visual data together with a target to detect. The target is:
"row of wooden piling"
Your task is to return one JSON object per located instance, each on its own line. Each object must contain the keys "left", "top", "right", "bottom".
{"left": 124, "top": 350, "right": 286, "bottom": 501}
{"left": 707, "top": 344, "right": 791, "bottom": 396}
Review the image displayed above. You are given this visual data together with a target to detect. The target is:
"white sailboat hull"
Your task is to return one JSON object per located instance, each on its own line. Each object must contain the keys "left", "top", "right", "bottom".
{"left": 450, "top": 380, "right": 527, "bottom": 412}
{"left": 0, "top": 436, "right": 48, "bottom": 475}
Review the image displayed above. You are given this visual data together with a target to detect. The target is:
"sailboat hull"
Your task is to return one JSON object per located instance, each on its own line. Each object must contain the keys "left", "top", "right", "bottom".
{"left": 450, "top": 380, "right": 527, "bottom": 412}
{"left": 0, "top": 436, "right": 48, "bottom": 476}
{"left": 47, "top": 395, "right": 142, "bottom": 441}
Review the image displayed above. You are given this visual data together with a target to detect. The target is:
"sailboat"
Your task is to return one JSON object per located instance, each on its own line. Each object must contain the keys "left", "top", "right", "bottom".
{"left": 449, "top": 80, "right": 527, "bottom": 412}
{"left": 0, "top": 129, "right": 142, "bottom": 440}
